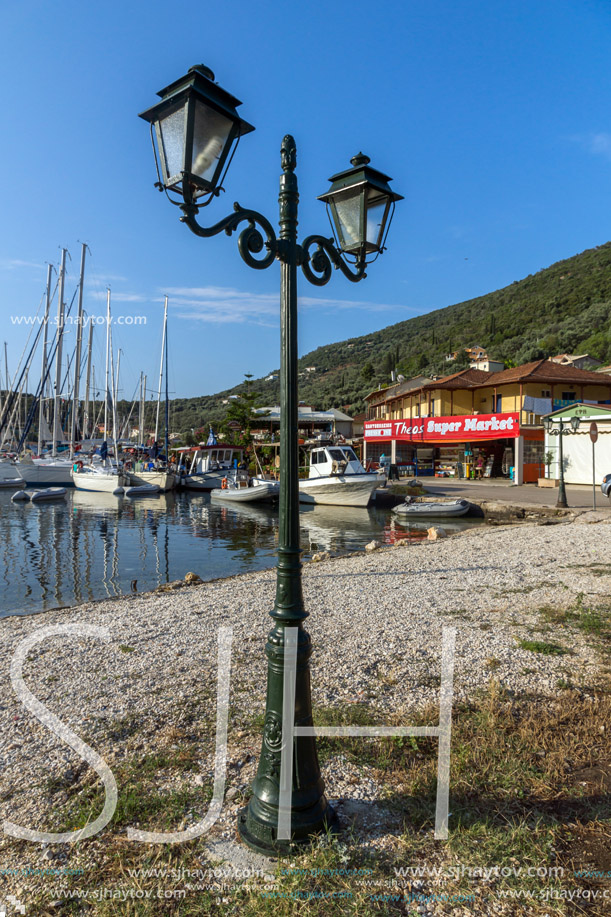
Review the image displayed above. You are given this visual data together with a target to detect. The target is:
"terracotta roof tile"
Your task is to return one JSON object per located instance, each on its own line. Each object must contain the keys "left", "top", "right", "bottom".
{"left": 481, "top": 359, "right": 611, "bottom": 386}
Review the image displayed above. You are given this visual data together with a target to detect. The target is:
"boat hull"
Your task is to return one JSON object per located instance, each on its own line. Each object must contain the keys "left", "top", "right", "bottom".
{"left": 392, "top": 499, "right": 470, "bottom": 518}
{"left": 30, "top": 487, "right": 68, "bottom": 502}
{"left": 125, "top": 484, "right": 161, "bottom": 497}
{"left": 298, "top": 474, "right": 379, "bottom": 507}
{"left": 72, "top": 470, "right": 128, "bottom": 493}
{"left": 182, "top": 472, "right": 227, "bottom": 491}
{"left": 14, "top": 461, "right": 74, "bottom": 486}
{"left": 210, "top": 481, "right": 279, "bottom": 504}
{"left": 0, "top": 478, "right": 26, "bottom": 489}
{"left": 128, "top": 471, "right": 176, "bottom": 491}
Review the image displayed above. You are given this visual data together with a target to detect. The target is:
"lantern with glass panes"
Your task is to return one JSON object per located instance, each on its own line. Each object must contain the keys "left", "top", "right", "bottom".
{"left": 318, "top": 153, "right": 403, "bottom": 265}
{"left": 139, "top": 64, "right": 255, "bottom": 207}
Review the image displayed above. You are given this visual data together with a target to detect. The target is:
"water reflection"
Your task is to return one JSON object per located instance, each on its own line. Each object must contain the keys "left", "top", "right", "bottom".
{"left": 0, "top": 491, "right": 484, "bottom": 618}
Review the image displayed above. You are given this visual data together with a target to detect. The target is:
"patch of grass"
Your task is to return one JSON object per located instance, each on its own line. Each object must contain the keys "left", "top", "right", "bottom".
{"left": 118, "top": 644, "right": 135, "bottom": 653}
{"left": 538, "top": 599, "right": 611, "bottom": 664}
{"left": 517, "top": 639, "right": 569, "bottom": 656}
{"left": 11, "top": 685, "right": 611, "bottom": 917}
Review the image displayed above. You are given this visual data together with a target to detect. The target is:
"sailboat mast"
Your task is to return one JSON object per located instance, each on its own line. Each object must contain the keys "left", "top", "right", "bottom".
{"left": 38, "top": 263, "right": 53, "bottom": 455}
{"left": 114, "top": 348, "right": 121, "bottom": 443}
{"left": 164, "top": 305, "right": 169, "bottom": 462}
{"left": 83, "top": 320, "right": 93, "bottom": 441}
{"left": 52, "top": 248, "right": 68, "bottom": 457}
{"left": 109, "top": 329, "right": 117, "bottom": 444}
{"left": 104, "top": 289, "right": 110, "bottom": 440}
{"left": 70, "top": 243, "right": 87, "bottom": 455}
{"left": 154, "top": 296, "right": 167, "bottom": 444}
{"left": 142, "top": 374, "right": 147, "bottom": 444}
{"left": 138, "top": 372, "right": 144, "bottom": 446}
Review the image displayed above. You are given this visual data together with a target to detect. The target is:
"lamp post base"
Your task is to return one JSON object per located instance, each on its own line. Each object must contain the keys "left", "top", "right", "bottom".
{"left": 237, "top": 803, "right": 338, "bottom": 857}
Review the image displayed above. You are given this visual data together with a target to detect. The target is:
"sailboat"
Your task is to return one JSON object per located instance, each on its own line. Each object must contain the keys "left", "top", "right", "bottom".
{"left": 72, "top": 294, "right": 127, "bottom": 494}
{"left": 128, "top": 297, "right": 176, "bottom": 491}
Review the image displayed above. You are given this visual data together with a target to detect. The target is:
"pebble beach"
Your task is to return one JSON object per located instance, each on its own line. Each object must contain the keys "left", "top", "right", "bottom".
{"left": 1, "top": 514, "right": 610, "bottom": 912}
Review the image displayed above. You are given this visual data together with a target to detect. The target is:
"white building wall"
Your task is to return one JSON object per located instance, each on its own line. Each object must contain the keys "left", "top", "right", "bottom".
{"left": 545, "top": 425, "right": 611, "bottom": 484}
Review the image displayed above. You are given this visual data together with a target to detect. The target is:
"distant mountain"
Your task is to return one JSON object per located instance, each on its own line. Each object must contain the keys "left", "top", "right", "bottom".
{"left": 169, "top": 242, "right": 611, "bottom": 436}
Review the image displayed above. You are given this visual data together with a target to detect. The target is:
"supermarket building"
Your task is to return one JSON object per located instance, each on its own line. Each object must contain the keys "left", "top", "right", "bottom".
{"left": 363, "top": 359, "right": 611, "bottom": 483}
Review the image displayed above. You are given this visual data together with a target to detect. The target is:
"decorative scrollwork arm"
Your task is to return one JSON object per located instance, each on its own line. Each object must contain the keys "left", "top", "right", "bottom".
{"left": 300, "top": 235, "right": 366, "bottom": 286}
{"left": 180, "top": 200, "right": 278, "bottom": 270}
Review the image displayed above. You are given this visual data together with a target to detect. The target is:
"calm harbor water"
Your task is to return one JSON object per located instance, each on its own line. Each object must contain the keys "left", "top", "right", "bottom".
{"left": 0, "top": 490, "right": 484, "bottom": 618}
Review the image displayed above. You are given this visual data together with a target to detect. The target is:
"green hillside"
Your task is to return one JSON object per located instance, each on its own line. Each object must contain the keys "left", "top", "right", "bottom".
{"left": 169, "top": 242, "right": 611, "bottom": 437}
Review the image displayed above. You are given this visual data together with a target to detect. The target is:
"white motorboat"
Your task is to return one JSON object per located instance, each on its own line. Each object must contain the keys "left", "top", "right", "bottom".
{"left": 30, "top": 487, "right": 68, "bottom": 503}
{"left": 392, "top": 498, "right": 470, "bottom": 518}
{"left": 210, "top": 476, "right": 279, "bottom": 504}
{"left": 298, "top": 446, "right": 383, "bottom": 507}
{"left": 177, "top": 444, "right": 245, "bottom": 491}
{"left": 125, "top": 484, "right": 161, "bottom": 497}
{"left": 71, "top": 464, "right": 128, "bottom": 494}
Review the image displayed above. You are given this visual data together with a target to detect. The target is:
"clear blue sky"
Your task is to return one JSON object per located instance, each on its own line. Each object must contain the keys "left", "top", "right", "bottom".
{"left": 1, "top": 0, "right": 610, "bottom": 401}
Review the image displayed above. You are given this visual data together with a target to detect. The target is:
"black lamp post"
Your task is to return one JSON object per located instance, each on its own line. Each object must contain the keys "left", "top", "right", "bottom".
{"left": 543, "top": 414, "right": 581, "bottom": 508}
{"left": 139, "top": 65, "right": 402, "bottom": 855}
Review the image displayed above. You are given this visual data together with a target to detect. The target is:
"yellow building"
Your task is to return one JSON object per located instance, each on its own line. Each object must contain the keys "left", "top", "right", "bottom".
{"left": 364, "top": 359, "right": 611, "bottom": 483}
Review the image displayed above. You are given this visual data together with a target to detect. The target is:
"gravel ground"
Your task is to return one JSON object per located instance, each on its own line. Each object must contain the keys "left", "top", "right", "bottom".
{"left": 1, "top": 514, "right": 610, "bottom": 912}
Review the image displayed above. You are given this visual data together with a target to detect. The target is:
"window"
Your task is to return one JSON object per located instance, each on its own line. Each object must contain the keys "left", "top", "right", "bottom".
{"left": 342, "top": 449, "right": 357, "bottom": 462}
{"left": 561, "top": 392, "right": 576, "bottom": 401}
{"left": 541, "top": 389, "right": 551, "bottom": 398}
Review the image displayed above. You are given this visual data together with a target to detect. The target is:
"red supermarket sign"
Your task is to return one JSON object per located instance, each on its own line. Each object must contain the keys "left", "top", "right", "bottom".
{"left": 364, "top": 412, "right": 520, "bottom": 442}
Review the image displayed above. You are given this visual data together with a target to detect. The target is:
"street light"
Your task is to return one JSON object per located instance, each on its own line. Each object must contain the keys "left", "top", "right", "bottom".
{"left": 139, "top": 65, "right": 402, "bottom": 856}
{"left": 542, "top": 415, "right": 581, "bottom": 508}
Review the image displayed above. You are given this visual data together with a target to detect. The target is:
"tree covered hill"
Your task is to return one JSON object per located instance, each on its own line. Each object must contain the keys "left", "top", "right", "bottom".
{"left": 169, "top": 242, "right": 611, "bottom": 436}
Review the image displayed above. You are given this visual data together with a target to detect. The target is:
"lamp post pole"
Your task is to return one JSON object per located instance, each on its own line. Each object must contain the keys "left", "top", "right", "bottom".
{"left": 237, "top": 136, "right": 332, "bottom": 853}
{"left": 556, "top": 418, "right": 568, "bottom": 509}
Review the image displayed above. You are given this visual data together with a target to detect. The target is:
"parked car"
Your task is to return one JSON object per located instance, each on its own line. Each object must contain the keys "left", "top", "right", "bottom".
{"left": 601, "top": 473, "right": 611, "bottom": 499}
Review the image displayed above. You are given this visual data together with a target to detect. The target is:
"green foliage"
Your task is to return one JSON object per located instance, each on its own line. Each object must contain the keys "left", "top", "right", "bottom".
{"left": 221, "top": 374, "right": 267, "bottom": 450}
{"left": 167, "top": 241, "right": 611, "bottom": 430}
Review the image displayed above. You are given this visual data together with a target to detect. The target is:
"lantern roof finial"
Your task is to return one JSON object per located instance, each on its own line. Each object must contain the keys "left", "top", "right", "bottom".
{"left": 189, "top": 63, "right": 215, "bottom": 82}
{"left": 350, "top": 152, "right": 370, "bottom": 168}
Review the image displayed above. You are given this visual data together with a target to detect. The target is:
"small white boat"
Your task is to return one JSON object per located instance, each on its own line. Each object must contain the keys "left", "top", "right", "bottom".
{"left": 30, "top": 487, "right": 68, "bottom": 503}
{"left": 0, "top": 477, "right": 26, "bottom": 490}
{"left": 298, "top": 446, "right": 383, "bottom": 507}
{"left": 125, "top": 484, "right": 161, "bottom": 497}
{"left": 392, "top": 498, "right": 470, "bottom": 518}
{"left": 11, "top": 490, "right": 30, "bottom": 502}
{"left": 210, "top": 476, "right": 279, "bottom": 504}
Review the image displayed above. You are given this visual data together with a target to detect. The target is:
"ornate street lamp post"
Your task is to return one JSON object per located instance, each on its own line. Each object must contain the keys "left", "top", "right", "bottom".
{"left": 139, "top": 65, "right": 402, "bottom": 855}
{"left": 543, "top": 414, "right": 581, "bottom": 508}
